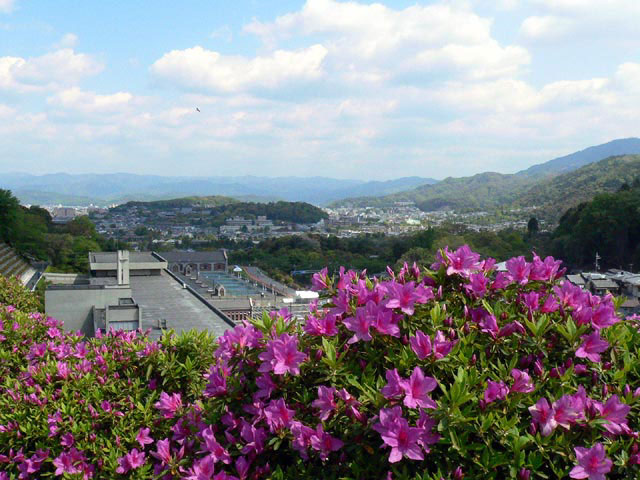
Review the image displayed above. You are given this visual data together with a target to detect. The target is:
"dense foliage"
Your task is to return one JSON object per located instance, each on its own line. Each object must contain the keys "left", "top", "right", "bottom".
{"left": 111, "top": 196, "right": 238, "bottom": 212}
{"left": 552, "top": 179, "right": 640, "bottom": 270}
{"left": 206, "top": 201, "right": 328, "bottom": 226}
{"left": 1, "top": 247, "right": 639, "bottom": 478}
{"left": 0, "top": 189, "right": 111, "bottom": 272}
{"left": 230, "top": 227, "right": 544, "bottom": 288}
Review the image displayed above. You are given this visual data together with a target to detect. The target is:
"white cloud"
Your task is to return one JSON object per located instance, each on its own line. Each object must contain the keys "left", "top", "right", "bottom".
{"left": 520, "top": 0, "right": 640, "bottom": 42}
{"left": 150, "top": 44, "right": 328, "bottom": 93}
{"left": 244, "top": 0, "right": 530, "bottom": 81}
{"left": 0, "top": 0, "right": 14, "bottom": 13}
{"left": 0, "top": 49, "right": 103, "bottom": 92}
{"left": 54, "top": 33, "right": 79, "bottom": 49}
{"left": 47, "top": 87, "right": 134, "bottom": 113}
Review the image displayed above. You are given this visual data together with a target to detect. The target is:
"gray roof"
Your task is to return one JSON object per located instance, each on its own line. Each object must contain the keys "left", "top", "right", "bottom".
{"left": 157, "top": 250, "right": 227, "bottom": 263}
{"left": 130, "top": 271, "right": 233, "bottom": 339}
{"left": 589, "top": 278, "right": 619, "bottom": 289}
{"left": 210, "top": 298, "right": 253, "bottom": 310}
{"left": 566, "top": 274, "right": 586, "bottom": 285}
{"left": 90, "top": 252, "right": 159, "bottom": 264}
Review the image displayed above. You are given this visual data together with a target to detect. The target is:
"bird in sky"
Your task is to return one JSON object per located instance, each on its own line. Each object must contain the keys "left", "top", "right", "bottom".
{"left": 196, "top": 107, "right": 201, "bottom": 112}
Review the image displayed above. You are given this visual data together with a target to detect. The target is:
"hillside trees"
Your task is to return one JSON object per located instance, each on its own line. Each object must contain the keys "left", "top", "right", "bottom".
{"left": 552, "top": 186, "right": 640, "bottom": 269}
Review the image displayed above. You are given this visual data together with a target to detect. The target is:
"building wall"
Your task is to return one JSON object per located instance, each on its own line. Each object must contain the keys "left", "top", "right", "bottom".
{"left": 45, "top": 286, "right": 131, "bottom": 336}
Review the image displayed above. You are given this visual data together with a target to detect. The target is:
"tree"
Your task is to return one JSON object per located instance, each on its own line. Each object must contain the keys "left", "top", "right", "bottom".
{"left": 0, "top": 189, "right": 21, "bottom": 243}
{"left": 527, "top": 217, "right": 539, "bottom": 236}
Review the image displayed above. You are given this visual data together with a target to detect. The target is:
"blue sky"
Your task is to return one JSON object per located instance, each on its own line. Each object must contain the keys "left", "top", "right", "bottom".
{"left": 1, "top": 0, "right": 639, "bottom": 180}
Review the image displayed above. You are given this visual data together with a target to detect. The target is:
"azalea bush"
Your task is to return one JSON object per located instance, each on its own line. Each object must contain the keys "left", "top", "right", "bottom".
{"left": 1, "top": 246, "right": 640, "bottom": 479}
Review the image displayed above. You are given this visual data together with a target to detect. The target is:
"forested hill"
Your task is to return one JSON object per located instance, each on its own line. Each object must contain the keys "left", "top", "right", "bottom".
{"left": 551, "top": 176, "right": 640, "bottom": 270}
{"left": 112, "top": 196, "right": 238, "bottom": 211}
{"left": 333, "top": 154, "right": 640, "bottom": 223}
{"left": 513, "top": 155, "right": 640, "bottom": 221}
{"left": 332, "top": 138, "right": 640, "bottom": 211}
{"left": 112, "top": 197, "right": 328, "bottom": 225}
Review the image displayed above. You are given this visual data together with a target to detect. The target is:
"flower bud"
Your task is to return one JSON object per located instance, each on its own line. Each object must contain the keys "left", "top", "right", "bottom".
{"left": 463, "top": 323, "right": 470, "bottom": 335}
{"left": 574, "top": 364, "right": 587, "bottom": 375}
{"left": 528, "top": 421, "right": 537, "bottom": 435}
{"left": 470, "top": 354, "right": 477, "bottom": 366}
{"left": 564, "top": 357, "right": 573, "bottom": 369}
{"left": 624, "top": 384, "right": 632, "bottom": 396}
{"left": 518, "top": 468, "right": 531, "bottom": 480}
{"left": 452, "top": 467, "right": 464, "bottom": 480}
{"left": 443, "top": 317, "right": 453, "bottom": 327}
{"left": 533, "top": 359, "right": 544, "bottom": 377}
{"left": 602, "top": 362, "right": 612, "bottom": 371}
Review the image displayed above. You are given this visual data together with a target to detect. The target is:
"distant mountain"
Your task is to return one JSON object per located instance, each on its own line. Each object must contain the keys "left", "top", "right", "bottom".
{"left": 333, "top": 138, "right": 640, "bottom": 213}
{"left": 513, "top": 154, "right": 640, "bottom": 221}
{"left": 0, "top": 173, "right": 437, "bottom": 206}
{"left": 518, "top": 138, "right": 640, "bottom": 177}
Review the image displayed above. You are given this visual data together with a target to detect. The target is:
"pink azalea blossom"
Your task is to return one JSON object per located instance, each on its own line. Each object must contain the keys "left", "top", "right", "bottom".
{"left": 409, "top": 330, "right": 432, "bottom": 359}
{"left": 264, "top": 398, "right": 295, "bottom": 432}
{"left": 259, "top": 334, "right": 306, "bottom": 375}
{"left": 484, "top": 380, "right": 509, "bottom": 403}
{"left": 553, "top": 394, "right": 584, "bottom": 429}
{"left": 136, "top": 427, "right": 153, "bottom": 448}
{"left": 311, "top": 267, "right": 329, "bottom": 291}
{"left": 401, "top": 367, "right": 438, "bottom": 409}
{"left": 594, "top": 395, "right": 631, "bottom": 435}
{"left": 506, "top": 256, "right": 531, "bottom": 285}
{"left": 569, "top": 443, "right": 612, "bottom": 480}
{"left": 445, "top": 245, "right": 482, "bottom": 278}
{"left": 591, "top": 304, "right": 619, "bottom": 330}
{"left": 529, "top": 398, "right": 557, "bottom": 437}
{"left": 510, "top": 369, "right": 535, "bottom": 394}
{"left": 432, "top": 331, "right": 456, "bottom": 359}
{"left": 385, "top": 281, "right": 433, "bottom": 315}
{"left": 200, "top": 426, "right": 232, "bottom": 464}
{"left": 309, "top": 424, "right": 344, "bottom": 461}
{"left": 465, "top": 273, "right": 488, "bottom": 298}
{"left": 343, "top": 308, "right": 373, "bottom": 344}
{"left": 374, "top": 407, "right": 423, "bottom": 463}
{"left": 154, "top": 391, "right": 183, "bottom": 418}
{"left": 116, "top": 448, "right": 145, "bottom": 474}
{"left": 381, "top": 368, "right": 405, "bottom": 399}
{"left": 575, "top": 332, "right": 609, "bottom": 363}
{"left": 312, "top": 386, "right": 337, "bottom": 421}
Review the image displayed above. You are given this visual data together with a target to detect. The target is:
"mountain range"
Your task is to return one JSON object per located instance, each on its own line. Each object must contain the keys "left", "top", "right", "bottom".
{"left": 0, "top": 174, "right": 437, "bottom": 207}
{"left": 333, "top": 138, "right": 640, "bottom": 220}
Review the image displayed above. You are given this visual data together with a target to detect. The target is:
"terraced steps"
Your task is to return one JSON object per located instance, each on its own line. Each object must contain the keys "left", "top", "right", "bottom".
{"left": 0, "top": 242, "right": 33, "bottom": 285}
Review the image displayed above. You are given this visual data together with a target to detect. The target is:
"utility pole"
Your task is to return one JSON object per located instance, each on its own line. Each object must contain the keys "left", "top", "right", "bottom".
{"left": 595, "top": 252, "right": 601, "bottom": 272}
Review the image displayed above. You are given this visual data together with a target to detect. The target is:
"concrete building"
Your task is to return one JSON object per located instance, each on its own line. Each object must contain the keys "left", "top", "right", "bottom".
{"left": 45, "top": 250, "right": 233, "bottom": 338}
{"left": 158, "top": 250, "right": 228, "bottom": 276}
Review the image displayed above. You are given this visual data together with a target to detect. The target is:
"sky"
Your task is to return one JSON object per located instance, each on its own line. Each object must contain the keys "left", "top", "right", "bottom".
{"left": 1, "top": 0, "right": 639, "bottom": 180}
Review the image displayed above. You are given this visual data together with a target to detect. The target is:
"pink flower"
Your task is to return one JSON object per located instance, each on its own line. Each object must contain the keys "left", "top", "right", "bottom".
{"left": 311, "top": 267, "right": 329, "bottom": 291}
{"left": 381, "top": 368, "right": 404, "bottom": 399}
{"left": 506, "top": 256, "right": 531, "bottom": 285}
{"left": 409, "top": 330, "right": 432, "bottom": 359}
{"left": 385, "top": 281, "right": 433, "bottom": 315}
{"left": 259, "top": 334, "right": 306, "bottom": 376}
{"left": 309, "top": 424, "right": 344, "bottom": 461}
{"left": 569, "top": 443, "right": 612, "bottom": 480}
{"left": 401, "top": 367, "right": 438, "bottom": 409}
{"left": 465, "top": 272, "right": 488, "bottom": 298}
{"left": 304, "top": 313, "right": 339, "bottom": 337}
{"left": 264, "top": 398, "right": 296, "bottom": 432}
{"left": 521, "top": 292, "right": 540, "bottom": 312}
{"left": 290, "top": 421, "right": 315, "bottom": 458}
{"left": 312, "top": 386, "right": 337, "bottom": 421}
{"left": 575, "top": 332, "right": 609, "bottom": 363}
{"left": 432, "top": 331, "right": 455, "bottom": 359}
{"left": 136, "top": 427, "right": 154, "bottom": 448}
{"left": 510, "top": 369, "right": 535, "bottom": 394}
{"left": 540, "top": 295, "right": 560, "bottom": 313}
{"left": 484, "top": 380, "right": 508, "bottom": 403}
{"left": 595, "top": 395, "right": 631, "bottom": 435}
{"left": 200, "top": 426, "right": 231, "bottom": 464}
{"left": 374, "top": 408, "right": 423, "bottom": 463}
{"left": 553, "top": 394, "right": 584, "bottom": 429}
{"left": 445, "top": 245, "right": 482, "bottom": 278}
{"left": 591, "top": 304, "right": 619, "bottom": 330}
{"left": 416, "top": 410, "right": 440, "bottom": 451}
{"left": 343, "top": 306, "right": 374, "bottom": 344}
{"left": 116, "top": 448, "right": 145, "bottom": 474}
{"left": 154, "top": 391, "right": 183, "bottom": 418}
{"left": 150, "top": 438, "right": 172, "bottom": 465}
{"left": 374, "top": 309, "right": 400, "bottom": 337}
{"left": 529, "top": 398, "right": 557, "bottom": 437}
